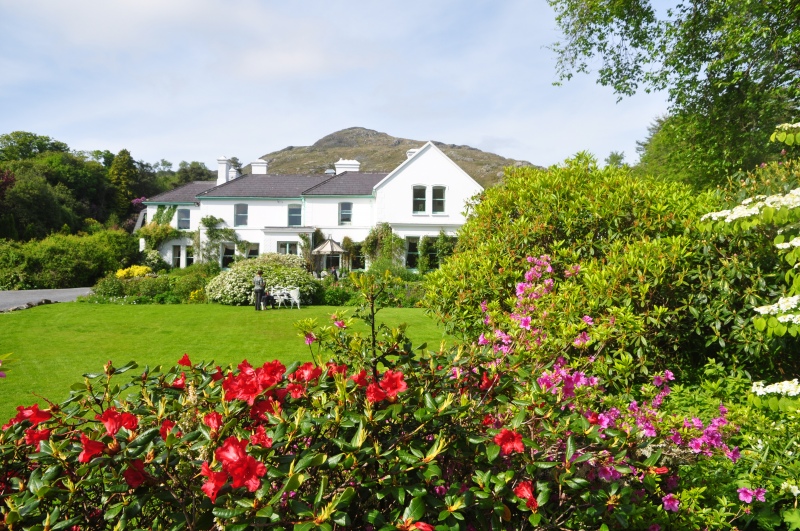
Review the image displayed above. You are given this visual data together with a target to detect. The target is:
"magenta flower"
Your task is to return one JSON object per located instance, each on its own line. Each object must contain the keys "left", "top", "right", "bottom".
{"left": 738, "top": 487, "right": 766, "bottom": 503}
{"left": 662, "top": 493, "right": 680, "bottom": 512}
{"left": 304, "top": 333, "right": 317, "bottom": 345}
{"left": 582, "top": 315, "right": 594, "bottom": 326}
{"left": 334, "top": 320, "right": 346, "bottom": 328}
{"left": 572, "top": 331, "right": 590, "bottom": 347}
{"left": 519, "top": 316, "right": 531, "bottom": 330}
{"left": 477, "top": 333, "right": 489, "bottom": 346}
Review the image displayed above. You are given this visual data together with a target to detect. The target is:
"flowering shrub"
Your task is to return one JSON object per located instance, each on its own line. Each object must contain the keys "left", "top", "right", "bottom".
{"left": 206, "top": 255, "right": 320, "bottom": 306}
{"left": 0, "top": 259, "right": 750, "bottom": 530}
{"left": 115, "top": 265, "right": 153, "bottom": 279}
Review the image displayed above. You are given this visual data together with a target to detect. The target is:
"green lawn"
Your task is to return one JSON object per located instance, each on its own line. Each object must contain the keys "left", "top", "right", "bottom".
{"left": 0, "top": 303, "right": 453, "bottom": 422}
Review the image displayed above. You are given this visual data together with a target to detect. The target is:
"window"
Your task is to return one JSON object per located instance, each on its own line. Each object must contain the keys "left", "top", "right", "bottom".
{"left": 339, "top": 202, "right": 352, "bottom": 225}
{"left": 351, "top": 243, "right": 365, "bottom": 270}
{"left": 412, "top": 186, "right": 426, "bottom": 213}
{"left": 247, "top": 245, "right": 259, "bottom": 259}
{"left": 186, "top": 246, "right": 194, "bottom": 267}
{"left": 234, "top": 204, "right": 248, "bottom": 227}
{"left": 172, "top": 245, "right": 181, "bottom": 268}
{"left": 222, "top": 244, "right": 236, "bottom": 268}
{"left": 432, "top": 186, "right": 446, "bottom": 214}
{"left": 288, "top": 204, "right": 302, "bottom": 227}
{"left": 405, "top": 237, "right": 419, "bottom": 269}
{"left": 177, "top": 208, "right": 190, "bottom": 229}
{"left": 277, "top": 241, "right": 298, "bottom": 255}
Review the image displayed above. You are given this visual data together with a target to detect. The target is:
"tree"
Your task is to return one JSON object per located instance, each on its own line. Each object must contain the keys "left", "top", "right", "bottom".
{"left": 175, "top": 161, "right": 215, "bottom": 186}
{"left": 0, "top": 131, "right": 69, "bottom": 161}
{"left": 604, "top": 151, "right": 625, "bottom": 168}
{"left": 548, "top": 0, "right": 800, "bottom": 186}
{"left": 108, "top": 149, "right": 138, "bottom": 218}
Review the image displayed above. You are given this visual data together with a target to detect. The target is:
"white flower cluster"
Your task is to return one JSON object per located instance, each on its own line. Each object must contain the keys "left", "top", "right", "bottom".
{"left": 751, "top": 379, "right": 800, "bottom": 396}
{"left": 781, "top": 480, "right": 800, "bottom": 497}
{"left": 778, "top": 314, "right": 800, "bottom": 325}
{"left": 776, "top": 236, "right": 800, "bottom": 249}
{"left": 701, "top": 188, "right": 800, "bottom": 223}
{"left": 754, "top": 295, "right": 800, "bottom": 315}
{"left": 776, "top": 122, "right": 800, "bottom": 131}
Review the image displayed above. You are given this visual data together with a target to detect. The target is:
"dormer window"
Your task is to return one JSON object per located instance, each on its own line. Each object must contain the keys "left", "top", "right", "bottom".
{"left": 412, "top": 186, "right": 426, "bottom": 213}
{"left": 432, "top": 186, "right": 446, "bottom": 214}
{"left": 234, "top": 204, "right": 248, "bottom": 227}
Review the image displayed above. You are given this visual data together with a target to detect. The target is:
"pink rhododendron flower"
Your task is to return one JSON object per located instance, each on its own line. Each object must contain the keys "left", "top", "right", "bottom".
{"left": 304, "top": 333, "right": 317, "bottom": 345}
{"left": 573, "top": 331, "right": 590, "bottom": 347}
{"left": 477, "top": 333, "right": 489, "bottom": 345}
{"left": 582, "top": 315, "right": 594, "bottom": 326}
{"left": 519, "top": 316, "right": 531, "bottom": 330}
{"left": 334, "top": 320, "right": 346, "bottom": 328}
{"left": 662, "top": 493, "right": 680, "bottom": 512}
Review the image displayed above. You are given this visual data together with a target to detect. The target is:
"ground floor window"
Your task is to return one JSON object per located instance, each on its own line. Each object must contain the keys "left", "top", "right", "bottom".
{"left": 247, "top": 244, "right": 259, "bottom": 259}
{"left": 222, "top": 244, "right": 236, "bottom": 268}
{"left": 405, "top": 237, "right": 419, "bottom": 269}
{"left": 326, "top": 255, "right": 341, "bottom": 270}
{"left": 351, "top": 243, "right": 365, "bottom": 270}
{"left": 172, "top": 245, "right": 181, "bottom": 268}
{"left": 186, "top": 246, "right": 194, "bottom": 267}
{"left": 277, "top": 241, "right": 298, "bottom": 255}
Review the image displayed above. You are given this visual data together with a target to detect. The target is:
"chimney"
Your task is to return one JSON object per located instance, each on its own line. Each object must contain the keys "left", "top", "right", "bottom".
{"left": 217, "top": 156, "right": 231, "bottom": 186}
{"left": 334, "top": 158, "right": 360, "bottom": 175}
{"left": 406, "top": 148, "right": 420, "bottom": 159}
{"left": 251, "top": 160, "right": 268, "bottom": 174}
{"left": 228, "top": 167, "right": 240, "bottom": 181}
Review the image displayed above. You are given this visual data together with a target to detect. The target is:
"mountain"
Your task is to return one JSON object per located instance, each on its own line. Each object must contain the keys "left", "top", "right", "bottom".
{"left": 257, "top": 127, "right": 537, "bottom": 188}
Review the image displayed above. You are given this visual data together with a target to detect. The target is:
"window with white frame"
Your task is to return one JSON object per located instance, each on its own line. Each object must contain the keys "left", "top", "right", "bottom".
{"left": 186, "top": 246, "right": 194, "bottom": 267}
{"left": 247, "top": 244, "right": 259, "bottom": 259}
{"left": 172, "top": 245, "right": 181, "bottom": 268}
{"left": 277, "top": 241, "right": 298, "bottom": 255}
{"left": 177, "top": 208, "right": 190, "bottom": 229}
{"left": 339, "top": 202, "right": 352, "bottom": 225}
{"left": 412, "top": 186, "right": 426, "bottom": 213}
{"left": 288, "top": 204, "right": 302, "bottom": 227}
{"left": 234, "top": 204, "right": 248, "bottom": 227}
{"left": 432, "top": 186, "right": 446, "bottom": 214}
{"left": 405, "top": 237, "right": 419, "bottom": 268}
{"left": 221, "top": 244, "right": 236, "bottom": 268}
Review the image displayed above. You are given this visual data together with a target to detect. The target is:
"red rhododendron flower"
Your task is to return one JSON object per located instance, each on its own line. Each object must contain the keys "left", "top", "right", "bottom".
{"left": 204, "top": 412, "right": 223, "bottom": 433}
{"left": 211, "top": 365, "right": 224, "bottom": 381}
{"left": 215, "top": 436, "right": 266, "bottom": 492}
{"left": 78, "top": 434, "right": 106, "bottom": 463}
{"left": 250, "top": 397, "right": 282, "bottom": 422}
{"left": 350, "top": 369, "right": 370, "bottom": 387}
{"left": 123, "top": 459, "right": 149, "bottom": 488}
{"left": 290, "top": 362, "right": 322, "bottom": 383}
{"left": 171, "top": 372, "right": 186, "bottom": 390}
{"left": 479, "top": 372, "right": 499, "bottom": 391}
{"left": 177, "top": 353, "right": 192, "bottom": 367}
{"left": 413, "top": 523, "right": 435, "bottom": 531}
{"left": 326, "top": 362, "right": 347, "bottom": 376}
{"left": 366, "top": 383, "right": 387, "bottom": 403}
{"left": 160, "top": 419, "right": 181, "bottom": 440}
{"left": 215, "top": 436, "right": 249, "bottom": 468}
{"left": 514, "top": 481, "right": 538, "bottom": 511}
{"left": 201, "top": 461, "right": 228, "bottom": 503}
{"left": 121, "top": 412, "right": 138, "bottom": 431}
{"left": 379, "top": 370, "right": 407, "bottom": 398}
{"left": 24, "top": 427, "right": 51, "bottom": 451}
{"left": 96, "top": 408, "right": 124, "bottom": 437}
{"left": 287, "top": 382, "right": 306, "bottom": 399}
{"left": 256, "top": 360, "right": 285, "bottom": 389}
{"left": 249, "top": 425, "right": 273, "bottom": 448}
{"left": 223, "top": 360, "right": 286, "bottom": 405}
{"left": 9, "top": 404, "right": 52, "bottom": 428}
{"left": 494, "top": 428, "right": 524, "bottom": 455}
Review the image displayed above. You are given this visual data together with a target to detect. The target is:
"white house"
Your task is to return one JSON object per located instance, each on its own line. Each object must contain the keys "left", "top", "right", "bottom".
{"left": 141, "top": 141, "right": 483, "bottom": 270}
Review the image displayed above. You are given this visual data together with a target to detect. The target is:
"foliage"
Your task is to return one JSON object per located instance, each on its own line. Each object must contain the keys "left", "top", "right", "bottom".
{"left": 175, "top": 160, "right": 215, "bottom": 186}
{"left": 205, "top": 255, "right": 319, "bottom": 306}
{"left": 362, "top": 222, "right": 405, "bottom": 262}
{"left": 141, "top": 249, "right": 171, "bottom": 272}
{"left": 90, "top": 263, "right": 216, "bottom": 305}
{"left": 0, "top": 131, "right": 69, "bottom": 162}
{"left": 0, "top": 259, "right": 742, "bottom": 530}
{"left": 417, "top": 235, "right": 433, "bottom": 274}
{"left": 137, "top": 221, "right": 183, "bottom": 252}
{"left": 108, "top": 149, "right": 138, "bottom": 218}
{"left": 548, "top": 0, "right": 800, "bottom": 185}
{"left": 196, "top": 216, "right": 248, "bottom": 266}
{"left": 424, "top": 155, "right": 796, "bottom": 380}
{"left": 0, "top": 230, "right": 139, "bottom": 290}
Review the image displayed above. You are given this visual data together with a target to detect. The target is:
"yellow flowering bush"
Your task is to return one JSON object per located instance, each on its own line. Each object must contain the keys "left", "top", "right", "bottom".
{"left": 115, "top": 265, "right": 152, "bottom": 279}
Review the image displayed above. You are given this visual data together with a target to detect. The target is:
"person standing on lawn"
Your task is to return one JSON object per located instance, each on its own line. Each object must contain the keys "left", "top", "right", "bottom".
{"left": 253, "top": 270, "right": 265, "bottom": 311}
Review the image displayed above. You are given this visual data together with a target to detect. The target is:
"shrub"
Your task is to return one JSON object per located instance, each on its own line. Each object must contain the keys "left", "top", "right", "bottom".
{"left": 141, "top": 249, "right": 170, "bottom": 272}
{"left": 0, "top": 260, "right": 743, "bottom": 529}
{"left": 115, "top": 265, "right": 152, "bottom": 279}
{"left": 91, "top": 274, "right": 125, "bottom": 298}
{"left": 206, "top": 258, "right": 320, "bottom": 306}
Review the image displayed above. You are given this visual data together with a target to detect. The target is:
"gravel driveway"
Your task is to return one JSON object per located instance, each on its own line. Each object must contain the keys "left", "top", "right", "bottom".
{"left": 0, "top": 288, "right": 93, "bottom": 312}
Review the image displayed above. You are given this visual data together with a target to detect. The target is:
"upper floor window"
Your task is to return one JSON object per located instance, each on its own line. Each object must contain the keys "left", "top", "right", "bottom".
{"left": 234, "top": 204, "right": 248, "bottom": 227}
{"left": 339, "top": 202, "right": 353, "bottom": 225}
{"left": 412, "top": 186, "right": 426, "bottom": 213}
{"left": 177, "top": 208, "right": 190, "bottom": 229}
{"left": 288, "top": 204, "right": 302, "bottom": 227}
{"left": 432, "top": 186, "right": 446, "bottom": 214}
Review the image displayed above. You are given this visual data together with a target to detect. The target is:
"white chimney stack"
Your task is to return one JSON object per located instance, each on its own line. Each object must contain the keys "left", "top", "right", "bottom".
{"left": 251, "top": 160, "right": 268, "bottom": 174}
{"left": 217, "top": 156, "right": 231, "bottom": 186}
{"left": 334, "top": 158, "right": 360, "bottom": 175}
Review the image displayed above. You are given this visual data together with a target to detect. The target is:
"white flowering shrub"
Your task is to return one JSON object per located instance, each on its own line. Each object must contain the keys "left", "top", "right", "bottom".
{"left": 751, "top": 379, "right": 800, "bottom": 397}
{"left": 206, "top": 257, "right": 321, "bottom": 306}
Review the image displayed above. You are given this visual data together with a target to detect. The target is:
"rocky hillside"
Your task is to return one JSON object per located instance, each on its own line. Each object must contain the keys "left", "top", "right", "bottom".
{"left": 257, "top": 127, "right": 537, "bottom": 188}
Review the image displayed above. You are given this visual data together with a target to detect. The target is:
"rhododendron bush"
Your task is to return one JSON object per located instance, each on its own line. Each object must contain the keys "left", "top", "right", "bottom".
{"left": 0, "top": 264, "right": 752, "bottom": 530}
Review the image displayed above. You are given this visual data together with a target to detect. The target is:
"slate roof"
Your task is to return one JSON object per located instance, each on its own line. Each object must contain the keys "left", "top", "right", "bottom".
{"left": 145, "top": 181, "right": 216, "bottom": 203}
{"left": 197, "top": 174, "right": 331, "bottom": 198}
{"left": 302, "top": 172, "right": 388, "bottom": 196}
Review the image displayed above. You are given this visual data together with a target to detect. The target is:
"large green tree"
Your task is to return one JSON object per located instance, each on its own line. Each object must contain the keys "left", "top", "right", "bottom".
{"left": 0, "top": 131, "right": 69, "bottom": 161}
{"left": 174, "top": 160, "right": 215, "bottom": 186}
{"left": 108, "top": 149, "right": 138, "bottom": 218}
{"left": 548, "top": 0, "right": 800, "bottom": 186}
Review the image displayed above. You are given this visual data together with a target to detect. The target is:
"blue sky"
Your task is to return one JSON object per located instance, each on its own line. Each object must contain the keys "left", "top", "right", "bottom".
{"left": 0, "top": 0, "right": 669, "bottom": 169}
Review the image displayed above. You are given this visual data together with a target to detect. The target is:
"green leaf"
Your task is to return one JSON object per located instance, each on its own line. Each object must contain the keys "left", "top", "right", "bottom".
{"left": 754, "top": 317, "right": 767, "bottom": 331}
{"left": 565, "top": 436, "right": 575, "bottom": 463}
{"left": 784, "top": 508, "right": 800, "bottom": 530}
{"left": 486, "top": 443, "right": 500, "bottom": 463}
{"left": 403, "top": 497, "right": 426, "bottom": 522}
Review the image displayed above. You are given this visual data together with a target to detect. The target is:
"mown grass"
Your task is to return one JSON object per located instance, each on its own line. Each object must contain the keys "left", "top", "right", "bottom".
{"left": 0, "top": 303, "right": 453, "bottom": 422}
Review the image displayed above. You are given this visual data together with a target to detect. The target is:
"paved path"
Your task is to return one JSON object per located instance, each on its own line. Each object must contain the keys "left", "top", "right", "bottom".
{"left": 0, "top": 288, "right": 93, "bottom": 312}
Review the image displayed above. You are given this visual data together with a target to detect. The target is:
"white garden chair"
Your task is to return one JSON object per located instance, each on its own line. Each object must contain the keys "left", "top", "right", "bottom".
{"left": 287, "top": 288, "right": 301, "bottom": 309}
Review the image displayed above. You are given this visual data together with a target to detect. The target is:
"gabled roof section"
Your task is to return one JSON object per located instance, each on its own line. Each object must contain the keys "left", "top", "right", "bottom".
{"left": 198, "top": 174, "right": 331, "bottom": 198}
{"left": 302, "top": 172, "right": 388, "bottom": 196}
{"left": 144, "top": 181, "right": 216, "bottom": 204}
{"left": 373, "top": 141, "right": 483, "bottom": 191}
